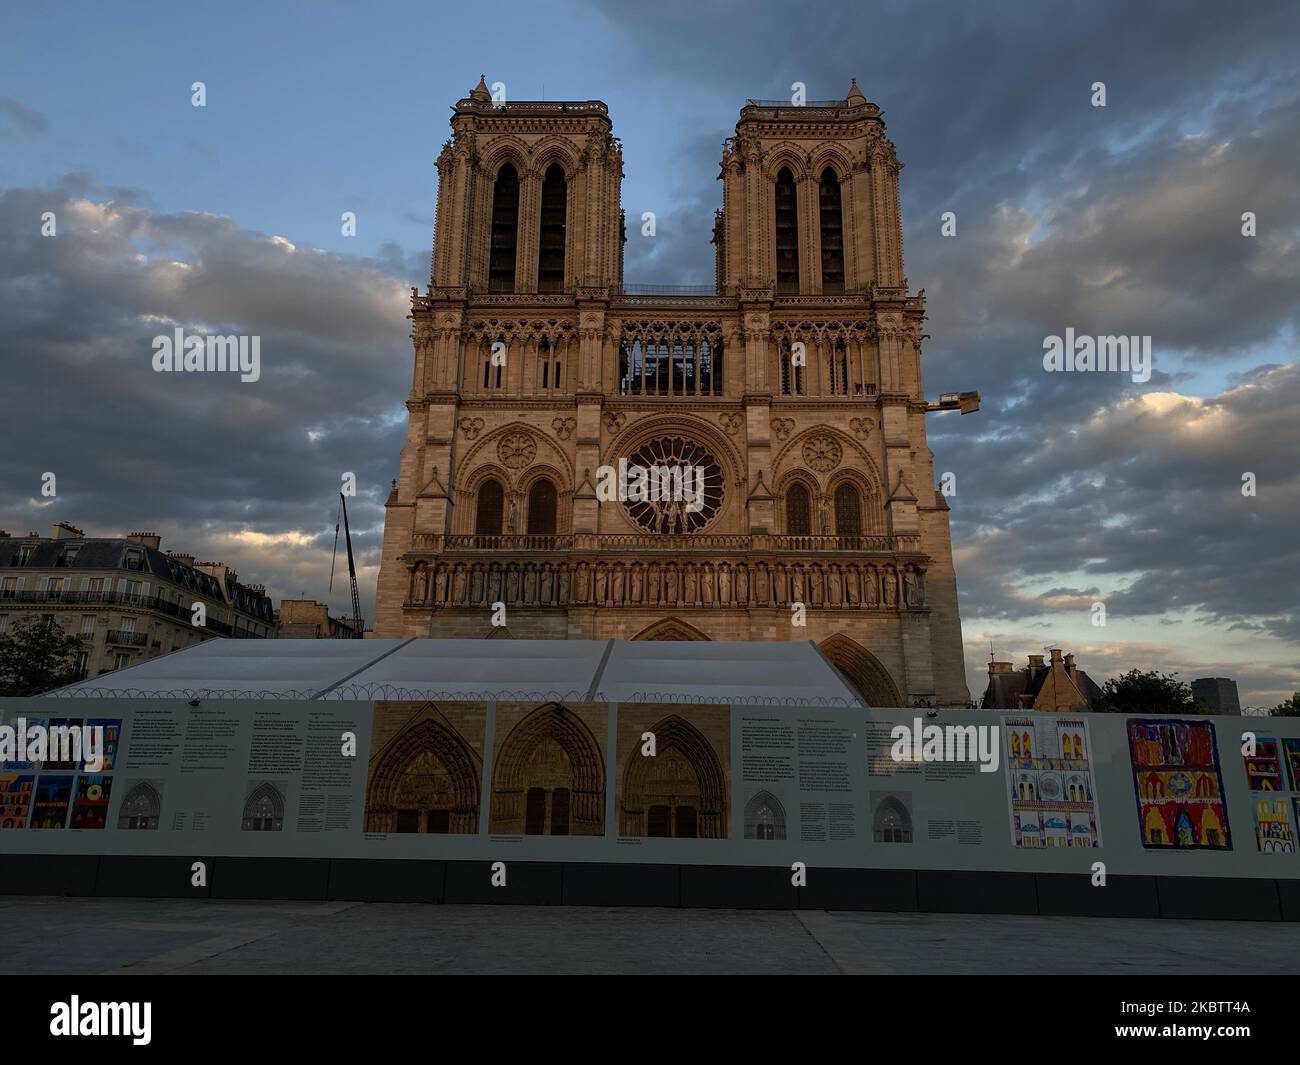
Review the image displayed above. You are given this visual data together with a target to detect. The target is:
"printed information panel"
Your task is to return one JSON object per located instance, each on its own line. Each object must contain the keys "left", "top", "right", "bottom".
{"left": 2, "top": 697, "right": 1298, "bottom": 879}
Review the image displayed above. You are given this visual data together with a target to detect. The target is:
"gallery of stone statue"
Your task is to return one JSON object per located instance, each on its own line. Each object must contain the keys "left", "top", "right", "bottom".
{"left": 374, "top": 80, "right": 968, "bottom": 711}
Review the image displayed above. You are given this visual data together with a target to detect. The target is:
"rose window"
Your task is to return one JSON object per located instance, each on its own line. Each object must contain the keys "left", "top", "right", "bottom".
{"left": 621, "top": 435, "right": 724, "bottom": 534}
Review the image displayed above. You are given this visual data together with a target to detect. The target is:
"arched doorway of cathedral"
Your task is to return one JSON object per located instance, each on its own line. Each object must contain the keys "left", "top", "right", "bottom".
{"left": 744, "top": 789, "right": 787, "bottom": 840}
{"left": 818, "top": 633, "right": 905, "bottom": 707}
{"left": 365, "top": 708, "right": 481, "bottom": 834}
{"left": 630, "top": 617, "right": 712, "bottom": 641}
{"left": 490, "top": 703, "right": 605, "bottom": 835}
{"left": 621, "top": 714, "right": 727, "bottom": 838}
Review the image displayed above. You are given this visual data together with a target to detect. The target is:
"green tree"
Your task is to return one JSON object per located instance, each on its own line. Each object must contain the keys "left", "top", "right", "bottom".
{"left": 0, "top": 618, "right": 86, "bottom": 697}
{"left": 1269, "top": 692, "right": 1300, "bottom": 717}
{"left": 1093, "top": 668, "right": 1198, "bottom": 714}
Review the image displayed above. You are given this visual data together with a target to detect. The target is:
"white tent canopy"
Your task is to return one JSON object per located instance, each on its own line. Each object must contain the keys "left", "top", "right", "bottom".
{"left": 48, "top": 638, "right": 864, "bottom": 705}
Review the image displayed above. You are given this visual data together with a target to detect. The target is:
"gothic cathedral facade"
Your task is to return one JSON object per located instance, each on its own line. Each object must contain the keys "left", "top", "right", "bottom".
{"left": 374, "top": 77, "right": 970, "bottom": 707}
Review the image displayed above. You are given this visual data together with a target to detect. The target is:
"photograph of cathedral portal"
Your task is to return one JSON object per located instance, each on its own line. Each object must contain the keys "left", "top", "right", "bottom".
{"left": 871, "top": 791, "right": 914, "bottom": 844}
{"left": 490, "top": 702, "right": 607, "bottom": 836}
{"left": 241, "top": 780, "right": 286, "bottom": 831}
{"left": 364, "top": 701, "right": 486, "bottom": 834}
{"left": 616, "top": 704, "right": 730, "bottom": 839}
{"left": 743, "top": 789, "right": 786, "bottom": 840}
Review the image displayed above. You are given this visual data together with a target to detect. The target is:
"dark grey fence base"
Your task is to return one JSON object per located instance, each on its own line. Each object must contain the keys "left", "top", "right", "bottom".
{"left": 0, "top": 855, "right": 1290, "bottom": 921}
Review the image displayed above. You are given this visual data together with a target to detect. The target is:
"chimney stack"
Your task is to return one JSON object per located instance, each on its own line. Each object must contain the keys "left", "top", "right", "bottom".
{"left": 127, "top": 532, "right": 162, "bottom": 550}
{"left": 1028, "top": 654, "right": 1045, "bottom": 672}
{"left": 1064, "top": 653, "right": 1076, "bottom": 677}
{"left": 51, "top": 521, "right": 85, "bottom": 540}
{"left": 988, "top": 661, "right": 1013, "bottom": 675}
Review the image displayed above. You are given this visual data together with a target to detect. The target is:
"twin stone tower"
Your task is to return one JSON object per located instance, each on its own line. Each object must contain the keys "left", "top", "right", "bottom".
{"left": 374, "top": 77, "right": 971, "bottom": 708}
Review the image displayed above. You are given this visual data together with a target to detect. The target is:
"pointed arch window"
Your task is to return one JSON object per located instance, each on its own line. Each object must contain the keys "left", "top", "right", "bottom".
{"left": 834, "top": 483, "right": 862, "bottom": 544}
{"left": 488, "top": 163, "right": 519, "bottom": 292}
{"left": 786, "top": 483, "right": 812, "bottom": 536}
{"left": 537, "top": 163, "right": 567, "bottom": 292}
{"left": 780, "top": 338, "right": 804, "bottom": 395}
{"left": 775, "top": 167, "right": 800, "bottom": 294}
{"left": 526, "top": 479, "right": 557, "bottom": 536}
{"left": 475, "top": 479, "right": 505, "bottom": 537}
{"left": 819, "top": 167, "right": 845, "bottom": 293}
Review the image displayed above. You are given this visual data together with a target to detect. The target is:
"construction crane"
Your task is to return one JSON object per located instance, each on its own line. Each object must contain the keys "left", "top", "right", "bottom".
{"left": 329, "top": 493, "right": 364, "bottom": 638}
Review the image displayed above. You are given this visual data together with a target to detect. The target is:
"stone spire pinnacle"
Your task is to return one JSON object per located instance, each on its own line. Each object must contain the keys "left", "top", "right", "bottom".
{"left": 847, "top": 78, "right": 867, "bottom": 106}
{"left": 470, "top": 74, "right": 491, "bottom": 103}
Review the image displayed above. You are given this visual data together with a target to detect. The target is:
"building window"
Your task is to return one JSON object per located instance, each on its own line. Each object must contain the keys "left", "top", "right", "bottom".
{"left": 779, "top": 338, "right": 804, "bottom": 395}
{"left": 827, "top": 338, "right": 849, "bottom": 395}
{"left": 786, "top": 483, "right": 812, "bottom": 536}
{"left": 819, "top": 168, "right": 845, "bottom": 293}
{"left": 74, "top": 651, "right": 88, "bottom": 678}
{"left": 80, "top": 616, "right": 95, "bottom": 636}
{"left": 834, "top": 483, "right": 862, "bottom": 540}
{"left": 488, "top": 163, "right": 519, "bottom": 293}
{"left": 775, "top": 167, "right": 800, "bottom": 294}
{"left": 537, "top": 163, "right": 567, "bottom": 292}
{"left": 483, "top": 339, "right": 505, "bottom": 390}
{"left": 475, "top": 479, "right": 505, "bottom": 537}
{"left": 537, "top": 336, "right": 563, "bottom": 392}
{"left": 526, "top": 479, "right": 558, "bottom": 536}
{"left": 113, "top": 653, "right": 130, "bottom": 670}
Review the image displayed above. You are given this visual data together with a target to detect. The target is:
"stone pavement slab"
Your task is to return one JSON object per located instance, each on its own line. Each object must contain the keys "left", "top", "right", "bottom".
{"left": 1, "top": 896, "right": 1297, "bottom": 974}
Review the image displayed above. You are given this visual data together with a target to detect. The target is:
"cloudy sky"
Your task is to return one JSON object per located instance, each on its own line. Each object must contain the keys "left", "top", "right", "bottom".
{"left": 1, "top": 0, "right": 1296, "bottom": 706}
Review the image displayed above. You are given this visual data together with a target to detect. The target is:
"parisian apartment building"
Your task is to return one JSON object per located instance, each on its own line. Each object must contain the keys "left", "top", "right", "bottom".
{"left": 0, "top": 522, "right": 277, "bottom": 679}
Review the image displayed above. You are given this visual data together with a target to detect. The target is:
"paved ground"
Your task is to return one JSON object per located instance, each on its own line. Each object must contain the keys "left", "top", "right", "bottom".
{"left": 2, "top": 896, "right": 1297, "bottom": 974}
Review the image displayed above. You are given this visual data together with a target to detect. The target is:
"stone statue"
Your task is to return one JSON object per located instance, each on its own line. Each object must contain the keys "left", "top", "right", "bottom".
{"left": 612, "top": 564, "right": 625, "bottom": 605}
{"left": 792, "top": 567, "right": 805, "bottom": 605}
{"left": 701, "top": 565, "right": 714, "bottom": 605}
{"left": 524, "top": 565, "right": 537, "bottom": 604}
{"left": 903, "top": 567, "right": 918, "bottom": 607}
{"left": 414, "top": 566, "right": 428, "bottom": 604}
{"left": 685, "top": 565, "right": 697, "bottom": 605}
{"left": 719, "top": 565, "right": 732, "bottom": 605}
{"left": 434, "top": 566, "right": 448, "bottom": 605}
{"left": 541, "top": 565, "right": 554, "bottom": 604}
{"left": 828, "top": 566, "right": 842, "bottom": 606}
{"left": 452, "top": 567, "right": 466, "bottom": 604}
{"left": 665, "top": 565, "right": 679, "bottom": 605}
{"left": 809, "top": 567, "right": 823, "bottom": 606}
{"left": 577, "top": 563, "right": 591, "bottom": 603}
{"left": 631, "top": 565, "right": 644, "bottom": 603}
{"left": 647, "top": 565, "right": 660, "bottom": 606}
{"left": 488, "top": 566, "right": 502, "bottom": 604}
{"left": 595, "top": 565, "right": 608, "bottom": 604}
{"left": 558, "top": 565, "right": 571, "bottom": 604}
{"left": 845, "top": 566, "right": 859, "bottom": 606}
{"left": 756, "top": 564, "right": 770, "bottom": 606}
{"left": 865, "top": 566, "right": 879, "bottom": 607}
{"left": 883, "top": 567, "right": 897, "bottom": 607}
{"left": 470, "top": 566, "right": 483, "bottom": 603}
{"left": 735, "top": 566, "right": 748, "bottom": 605}
{"left": 506, "top": 566, "right": 520, "bottom": 604}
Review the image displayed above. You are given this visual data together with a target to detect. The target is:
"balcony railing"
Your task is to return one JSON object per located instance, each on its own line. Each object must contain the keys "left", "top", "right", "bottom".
{"left": 105, "top": 629, "right": 147, "bottom": 647}
{"left": 0, "top": 588, "right": 269, "bottom": 637}
{"left": 418, "top": 532, "right": 917, "bottom": 554}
